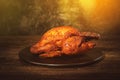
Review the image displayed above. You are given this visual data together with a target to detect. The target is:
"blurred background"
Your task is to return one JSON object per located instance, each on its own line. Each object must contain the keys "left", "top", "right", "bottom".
{"left": 0, "top": 0, "right": 120, "bottom": 35}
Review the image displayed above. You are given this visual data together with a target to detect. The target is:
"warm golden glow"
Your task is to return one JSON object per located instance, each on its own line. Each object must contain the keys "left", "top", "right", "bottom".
{"left": 0, "top": 0, "right": 120, "bottom": 35}
{"left": 78, "top": 0, "right": 96, "bottom": 13}
{"left": 78, "top": 0, "right": 96, "bottom": 28}
{"left": 58, "top": 0, "right": 96, "bottom": 30}
{"left": 58, "top": 0, "right": 120, "bottom": 33}
{"left": 58, "top": 0, "right": 96, "bottom": 17}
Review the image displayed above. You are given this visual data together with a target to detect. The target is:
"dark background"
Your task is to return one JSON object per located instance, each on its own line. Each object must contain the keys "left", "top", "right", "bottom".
{"left": 0, "top": 0, "right": 120, "bottom": 35}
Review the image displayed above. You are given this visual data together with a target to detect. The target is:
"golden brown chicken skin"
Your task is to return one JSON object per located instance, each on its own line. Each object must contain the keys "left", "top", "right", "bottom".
{"left": 30, "top": 26, "right": 100, "bottom": 58}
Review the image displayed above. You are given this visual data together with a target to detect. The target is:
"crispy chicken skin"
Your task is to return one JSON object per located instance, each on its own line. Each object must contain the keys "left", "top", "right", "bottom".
{"left": 30, "top": 26, "right": 100, "bottom": 58}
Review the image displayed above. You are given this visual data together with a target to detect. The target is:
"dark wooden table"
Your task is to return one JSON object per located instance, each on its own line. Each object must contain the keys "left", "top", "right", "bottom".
{"left": 0, "top": 35, "right": 120, "bottom": 80}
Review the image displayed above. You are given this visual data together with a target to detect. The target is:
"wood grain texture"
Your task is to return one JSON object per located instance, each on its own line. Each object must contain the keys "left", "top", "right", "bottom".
{"left": 0, "top": 35, "right": 120, "bottom": 80}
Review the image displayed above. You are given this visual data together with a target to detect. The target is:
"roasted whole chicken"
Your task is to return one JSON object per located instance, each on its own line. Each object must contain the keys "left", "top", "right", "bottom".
{"left": 30, "top": 26, "right": 100, "bottom": 58}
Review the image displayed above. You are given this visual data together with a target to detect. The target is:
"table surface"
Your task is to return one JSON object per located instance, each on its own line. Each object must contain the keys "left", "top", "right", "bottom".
{"left": 0, "top": 35, "right": 120, "bottom": 80}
